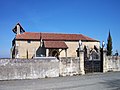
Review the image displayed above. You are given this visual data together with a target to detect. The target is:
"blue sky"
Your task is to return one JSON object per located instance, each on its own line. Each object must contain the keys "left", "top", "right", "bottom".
{"left": 0, "top": 0, "right": 120, "bottom": 58}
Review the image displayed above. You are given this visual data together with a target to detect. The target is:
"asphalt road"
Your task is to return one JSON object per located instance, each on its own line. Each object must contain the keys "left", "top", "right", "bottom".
{"left": 0, "top": 72, "right": 120, "bottom": 90}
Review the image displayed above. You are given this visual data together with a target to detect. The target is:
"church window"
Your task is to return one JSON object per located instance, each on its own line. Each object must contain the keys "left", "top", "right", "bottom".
{"left": 27, "top": 40, "right": 31, "bottom": 43}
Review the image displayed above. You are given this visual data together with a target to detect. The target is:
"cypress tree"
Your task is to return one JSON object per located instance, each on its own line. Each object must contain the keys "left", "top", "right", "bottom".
{"left": 107, "top": 31, "right": 112, "bottom": 56}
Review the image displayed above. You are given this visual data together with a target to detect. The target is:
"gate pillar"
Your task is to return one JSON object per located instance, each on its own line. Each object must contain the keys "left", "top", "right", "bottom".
{"left": 79, "top": 49, "right": 85, "bottom": 75}
{"left": 103, "top": 49, "right": 108, "bottom": 73}
{"left": 101, "top": 42, "right": 108, "bottom": 73}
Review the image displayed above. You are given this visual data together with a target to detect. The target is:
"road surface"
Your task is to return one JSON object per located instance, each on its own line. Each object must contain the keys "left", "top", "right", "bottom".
{"left": 0, "top": 72, "right": 120, "bottom": 90}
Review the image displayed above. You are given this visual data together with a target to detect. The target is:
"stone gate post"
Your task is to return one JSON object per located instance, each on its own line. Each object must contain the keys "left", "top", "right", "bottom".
{"left": 79, "top": 49, "right": 85, "bottom": 75}
{"left": 103, "top": 49, "right": 108, "bottom": 73}
{"left": 100, "top": 41, "right": 108, "bottom": 73}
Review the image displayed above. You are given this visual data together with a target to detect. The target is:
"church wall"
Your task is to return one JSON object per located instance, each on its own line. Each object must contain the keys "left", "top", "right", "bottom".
{"left": 82, "top": 41, "right": 100, "bottom": 49}
{"left": 16, "top": 40, "right": 41, "bottom": 58}
{"left": 64, "top": 41, "right": 78, "bottom": 57}
{"left": 60, "top": 49, "right": 66, "bottom": 57}
{"left": 15, "top": 40, "right": 100, "bottom": 58}
{"left": 60, "top": 41, "right": 100, "bottom": 57}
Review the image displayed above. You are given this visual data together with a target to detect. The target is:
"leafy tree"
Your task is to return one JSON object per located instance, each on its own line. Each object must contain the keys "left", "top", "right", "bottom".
{"left": 107, "top": 31, "right": 112, "bottom": 56}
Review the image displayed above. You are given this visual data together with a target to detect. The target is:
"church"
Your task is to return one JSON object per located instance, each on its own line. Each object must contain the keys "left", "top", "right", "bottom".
{"left": 11, "top": 23, "right": 100, "bottom": 59}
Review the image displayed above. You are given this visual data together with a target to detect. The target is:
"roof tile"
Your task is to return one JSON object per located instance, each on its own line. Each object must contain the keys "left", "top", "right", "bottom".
{"left": 44, "top": 41, "right": 68, "bottom": 49}
{"left": 16, "top": 32, "right": 99, "bottom": 42}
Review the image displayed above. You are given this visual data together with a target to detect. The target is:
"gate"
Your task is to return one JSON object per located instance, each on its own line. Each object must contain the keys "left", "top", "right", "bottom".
{"left": 84, "top": 60, "right": 101, "bottom": 73}
{"left": 84, "top": 47, "right": 102, "bottom": 73}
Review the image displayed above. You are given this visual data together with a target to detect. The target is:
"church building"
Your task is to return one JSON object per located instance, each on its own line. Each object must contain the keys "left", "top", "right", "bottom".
{"left": 11, "top": 23, "right": 100, "bottom": 59}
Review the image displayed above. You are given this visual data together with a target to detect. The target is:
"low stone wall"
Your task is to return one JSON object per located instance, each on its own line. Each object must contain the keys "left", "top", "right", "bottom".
{"left": 0, "top": 57, "right": 83, "bottom": 80}
{"left": 59, "top": 57, "right": 80, "bottom": 76}
{"left": 106, "top": 56, "right": 120, "bottom": 72}
{"left": 0, "top": 58, "right": 59, "bottom": 80}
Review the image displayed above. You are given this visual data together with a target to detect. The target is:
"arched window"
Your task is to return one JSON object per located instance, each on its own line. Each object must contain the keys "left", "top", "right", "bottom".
{"left": 51, "top": 49, "right": 59, "bottom": 59}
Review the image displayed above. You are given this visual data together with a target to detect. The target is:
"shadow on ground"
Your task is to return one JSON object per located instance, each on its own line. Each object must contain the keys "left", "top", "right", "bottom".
{"left": 100, "top": 79, "right": 120, "bottom": 90}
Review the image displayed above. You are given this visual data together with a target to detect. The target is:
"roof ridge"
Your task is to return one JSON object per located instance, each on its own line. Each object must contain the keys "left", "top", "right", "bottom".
{"left": 24, "top": 32, "right": 83, "bottom": 35}
{"left": 80, "top": 34, "right": 99, "bottom": 41}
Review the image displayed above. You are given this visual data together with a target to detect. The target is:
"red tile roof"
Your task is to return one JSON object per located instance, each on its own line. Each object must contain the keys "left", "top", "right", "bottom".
{"left": 16, "top": 32, "right": 40, "bottom": 40}
{"left": 16, "top": 32, "right": 99, "bottom": 42}
{"left": 44, "top": 41, "right": 68, "bottom": 49}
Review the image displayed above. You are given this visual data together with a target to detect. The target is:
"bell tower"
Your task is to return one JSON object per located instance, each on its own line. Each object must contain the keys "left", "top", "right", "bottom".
{"left": 12, "top": 23, "right": 25, "bottom": 34}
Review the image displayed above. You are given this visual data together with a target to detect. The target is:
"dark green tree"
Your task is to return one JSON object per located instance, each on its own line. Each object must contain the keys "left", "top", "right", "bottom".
{"left": 26, "top": 50, "right": 28, "bottom": 59}
{"left": 107, "top": 31, "right": 112, "bottom": 56}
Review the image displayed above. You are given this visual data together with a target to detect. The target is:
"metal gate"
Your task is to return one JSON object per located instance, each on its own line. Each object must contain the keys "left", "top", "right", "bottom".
{"left": 84, "top": 47, "right": 102, "bottom": 73}
{"left": 84, "top": 60, "right": 101, "bottom": 73}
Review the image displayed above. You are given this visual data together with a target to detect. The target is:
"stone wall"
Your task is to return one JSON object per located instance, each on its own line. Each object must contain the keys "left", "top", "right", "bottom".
{"left": 0, "top": 58, "right": 59, "bottom": 80}
{"left": 106, "top": 56, "right": 120, "bottom": 72}
{"left": 59, "top": 57, "right": 80, "bottom": 76}
{"left": 0, "top": 57, "right": 84, "bottom": 80}
{"left": 2, "top": 55, "right": 120, "bottom": 80}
